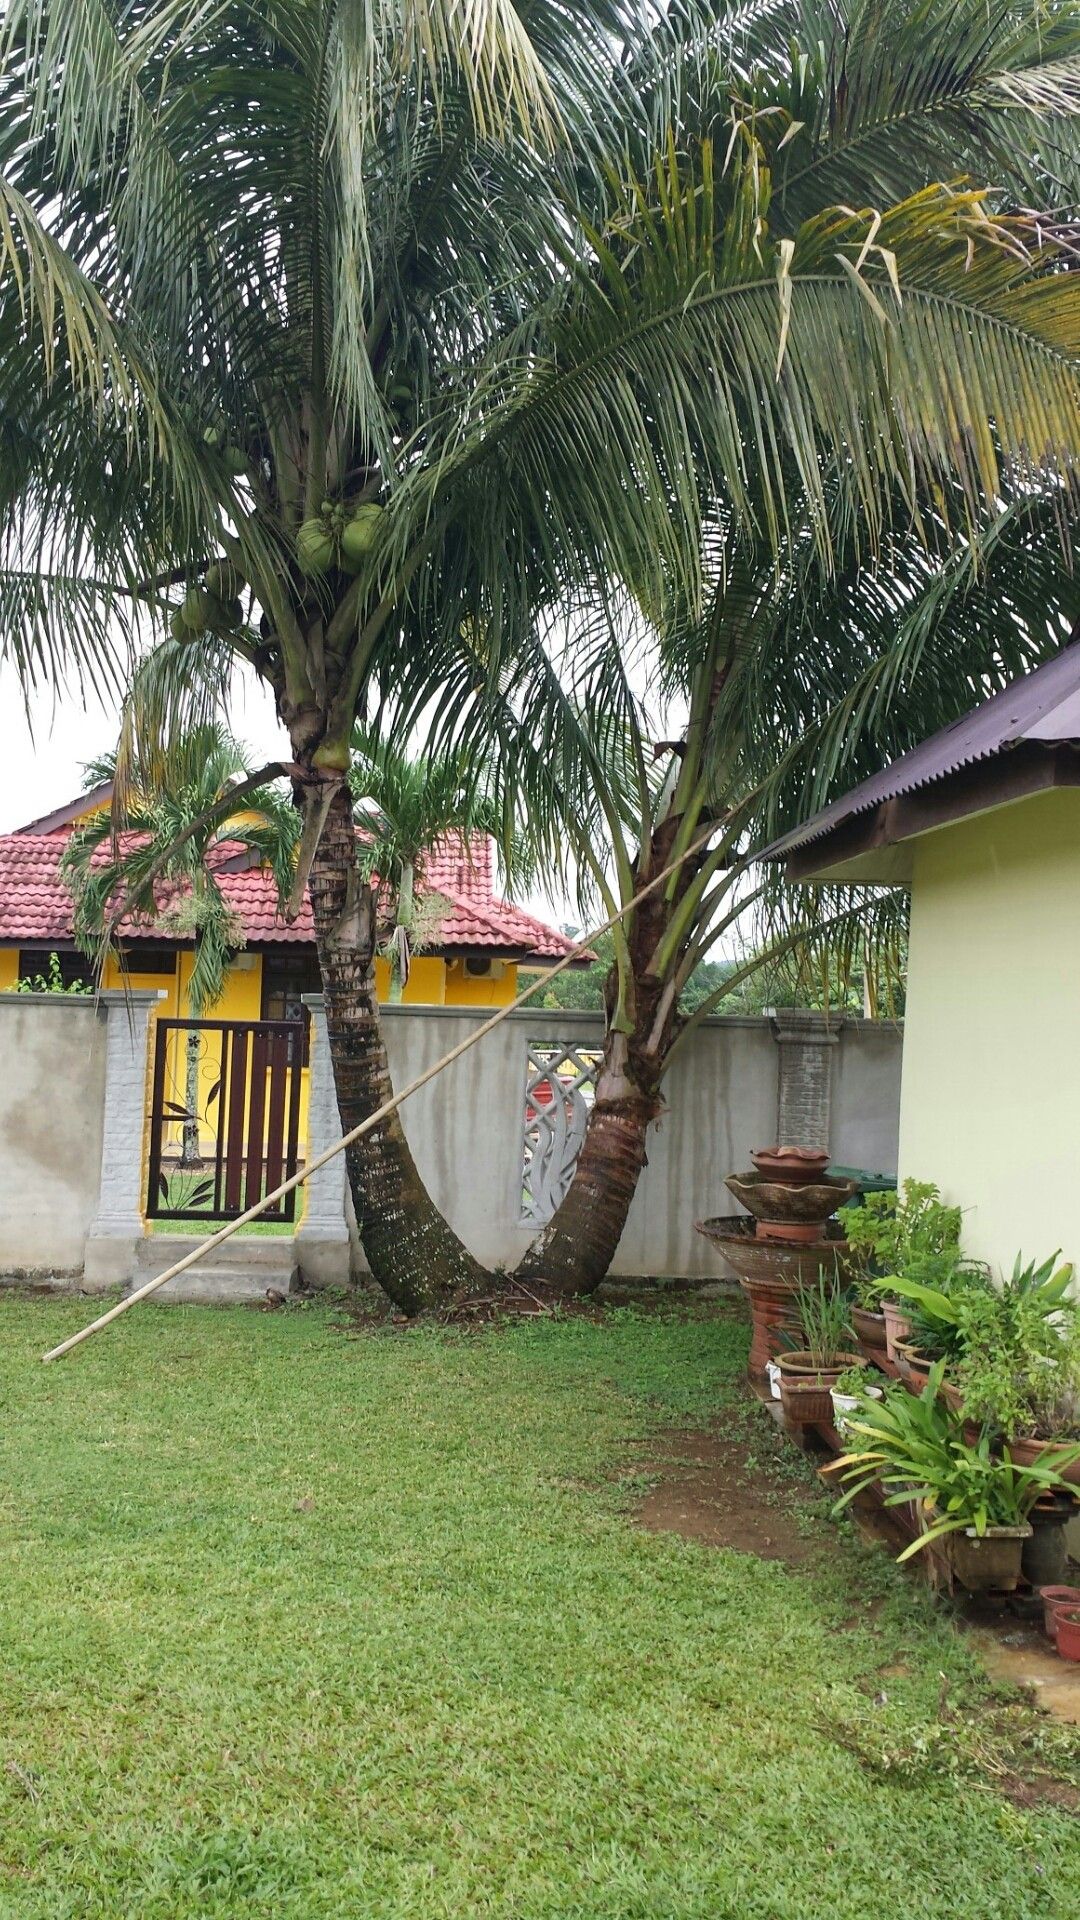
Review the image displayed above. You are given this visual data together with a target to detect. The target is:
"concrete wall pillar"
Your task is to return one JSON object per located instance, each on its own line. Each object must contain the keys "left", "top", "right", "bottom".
{"left": 770, "top": 1008, "right": 843, "bottom": 1151}
{"left": 294, "top": 996, "right": 351, "bottom": 1287}
{"left": 83, "top": 990, "right": 166, "bottom": 1294}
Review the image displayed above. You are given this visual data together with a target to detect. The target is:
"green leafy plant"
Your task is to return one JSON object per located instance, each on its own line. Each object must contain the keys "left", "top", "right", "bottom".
{"left": 830, "top": 1365, "right": 1080, "bottom": 1561}
{"left": 789, "top": 1276, "right": 853, "bottom": 1369}
{"left": 13, "top": 952, "right": 91, "bottom": 995}
{"left": 840, "top": 1180, "right": 963, "bottom": 1308}
{"left": 832, "top": 1364, "right": 874, "bottom": 1398}
{"left": 950, "top": 1254, "right": 1080, "bottom": 1440}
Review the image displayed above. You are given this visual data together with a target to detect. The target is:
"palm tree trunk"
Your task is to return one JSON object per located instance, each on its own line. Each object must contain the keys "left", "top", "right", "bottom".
{"left": 515, "top": 821, "right": 687, "bottom": 1296}
{"left": 515, "top": 1027, "right": 663, "bottom": 1294}
{"left": 306, "top": 786, "right": 489, "bottom": 1312}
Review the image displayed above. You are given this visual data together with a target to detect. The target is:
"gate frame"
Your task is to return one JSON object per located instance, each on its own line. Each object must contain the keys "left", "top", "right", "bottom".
{"left": 146, "top": 1016, "right": 304, "bottom": 1224}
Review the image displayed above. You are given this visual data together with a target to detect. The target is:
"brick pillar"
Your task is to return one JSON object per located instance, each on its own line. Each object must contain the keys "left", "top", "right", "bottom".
{"left": 83, "top": 990, "right": 166, "bottom": 1294}
{"left": 294, "top": 995, "right": 351, "bottom": 1288}
{"left": 770, "top": 1009, "right": 842, "bottom": 1152}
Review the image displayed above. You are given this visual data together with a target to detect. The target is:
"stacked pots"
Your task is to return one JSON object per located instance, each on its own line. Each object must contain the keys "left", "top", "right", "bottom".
{"left": 695, "top": 1149, "right": 857, "bottom": 1384}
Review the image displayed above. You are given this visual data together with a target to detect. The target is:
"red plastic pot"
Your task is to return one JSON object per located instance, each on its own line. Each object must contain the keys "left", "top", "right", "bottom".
{"left": 1056, "top": 1608, "right": 1080, "bottom": 1663}
{"left": 1041, "top": 1585, "right": 1080, "bottom": 1642}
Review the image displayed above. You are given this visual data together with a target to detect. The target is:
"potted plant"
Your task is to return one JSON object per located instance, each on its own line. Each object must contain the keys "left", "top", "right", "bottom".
{"left": 839, "top": 1180, "right": 963, "bottom": 1364}
{"left": 827, "top": 1364, "right": 1080, "bottom": 1593}
{"left": 951, "top": 1254, "right": 1080, "bottom": 1484}
{"left": 1056, "top": 1609, "right": 1080, "bottom": 1664}
{"left": 777, "top": 1278, "right": 862, "bottom": 1426}
{"left": 830, "top": 1363, "right": 884, "bottom": 1435}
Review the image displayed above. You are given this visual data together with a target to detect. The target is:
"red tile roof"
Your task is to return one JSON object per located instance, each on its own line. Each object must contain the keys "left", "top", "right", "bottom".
{"left": 0, "top": 830, "right": 582, "bottom": 964}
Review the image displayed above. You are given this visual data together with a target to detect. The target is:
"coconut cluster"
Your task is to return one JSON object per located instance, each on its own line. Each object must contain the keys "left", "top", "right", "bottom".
{"left": 297, "top": 500, "right": 384, "bottom": 576}
{"left": 170, "top": 560, "right": 246, "bottom": 643}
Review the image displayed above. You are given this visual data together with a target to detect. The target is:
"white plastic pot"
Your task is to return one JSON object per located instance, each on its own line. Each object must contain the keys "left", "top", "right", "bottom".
{"left": 766, "top": 1360, "right": 783, "bottom": 1401}
{"left": 830, "top": 1384, "right": 883, "bottom": 1434}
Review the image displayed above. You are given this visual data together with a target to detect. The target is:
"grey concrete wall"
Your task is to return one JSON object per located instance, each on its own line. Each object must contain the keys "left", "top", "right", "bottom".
{"left": 0, "top": 996, "right": 108, "bottom": 1279}
{"left": 0, "top": 997, "right": 902, "bottom": 1287}
{"left": 828, "top": 1020, "right": 904, "bottom": 1177}
{"left": 357, "top": 1007, "right": 902, "bottom": 1279}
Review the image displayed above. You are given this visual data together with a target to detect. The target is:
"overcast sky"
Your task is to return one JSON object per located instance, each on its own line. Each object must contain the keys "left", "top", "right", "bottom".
{"left": 0, "top": 658, "right": 288, "bottom": 834}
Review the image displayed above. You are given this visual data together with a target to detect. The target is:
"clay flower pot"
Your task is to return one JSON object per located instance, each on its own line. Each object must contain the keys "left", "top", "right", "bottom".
{"left": 1056, "top": 1608, "right": 1080, "bottom": 1663}
{"left": 778, "top": 1349, "right": 862, "bottom": 1427}
{"left": 882, "top": 1298, "right": 913, "bottom": 1364}
{"left": 750, "top": 1146, "right": 830, "bottom": 1186}
{"left": 1041, "top": 1585, "right": 1080, "bottom": 1642}
{"left": 852, "top": 1305, "right": 888, "bottom": 1358}
{"left": 1009, "top": 1433, "right": 1080, "bottom": 1489}
{"left": 896, "top": 1344, "right": 935, "bottom": 1393}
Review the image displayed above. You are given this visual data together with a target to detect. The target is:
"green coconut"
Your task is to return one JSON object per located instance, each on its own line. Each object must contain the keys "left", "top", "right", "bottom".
{"left": 296, "top": 517, "right": 336, "bottom": 575}
{"left": 178, "top": 586, "right": 213, "bottom": 633}
{"left": 222, "top": 444, "right": 248, "bottom": 475}
{"left": 340, "top": 502, "right": 384, "bottom": 565}
{"left": 205, "top": 560, "right": 244, "bottom": 601}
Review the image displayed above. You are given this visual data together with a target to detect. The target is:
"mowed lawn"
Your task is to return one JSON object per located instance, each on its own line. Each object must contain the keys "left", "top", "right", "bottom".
{"left": 0, "top": 1296, "right": 1077, "bottom": 1918}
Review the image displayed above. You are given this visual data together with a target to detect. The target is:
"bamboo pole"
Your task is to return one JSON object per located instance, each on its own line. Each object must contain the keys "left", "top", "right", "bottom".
{"left": 42, "top": 823, "right": 719, "bottom": 1362}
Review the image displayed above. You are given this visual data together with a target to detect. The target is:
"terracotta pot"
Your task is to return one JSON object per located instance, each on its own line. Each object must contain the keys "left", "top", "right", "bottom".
{"left": 755, "top": 1219, "right": 822, "bottom": 1245}
{"left": 897, "top": 1344, "right": 935, "bottom": 1393}
{"left": 726, "top": 1172, "right": 857, "bottom": 1230}
{"left": 751, "top": 1146, "right": 830, "bottom": 1186}
{"left": 1056, "top": 1608, "right": 1080, "bottom": 1663}
{"left": 778, "top": 1350, "right": 862, "bottom": 1427}
{"left": 694, "top": 1218, "right": 854, "bottom": 1382}
{"left": 938, "top": 1378, "right": 965, "bottom": 1415}
{"left": 1040, "top": 1585, "right": 1080, "bottom": 1641}
{"left": 852, "top": 1305, "right": 888, "bottom": 1357}
{"left": 1009, "top": 1433, "right": 1080, "bottom": 1489}
{"left": 882, "top": 1298, "right": 912, "bottom": 1364}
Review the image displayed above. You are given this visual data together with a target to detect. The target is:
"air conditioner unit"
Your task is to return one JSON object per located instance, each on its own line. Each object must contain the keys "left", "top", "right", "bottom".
{"left": 464, "top": 956, "right": 505, "bottom": 979}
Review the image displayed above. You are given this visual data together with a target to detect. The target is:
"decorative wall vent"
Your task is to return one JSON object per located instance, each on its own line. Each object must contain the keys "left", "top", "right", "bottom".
{"left": 520, "top": 1042, "right": 602, "bottom": 1226}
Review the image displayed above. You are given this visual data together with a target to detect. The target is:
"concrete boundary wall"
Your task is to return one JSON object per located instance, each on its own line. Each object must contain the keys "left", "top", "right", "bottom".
{"left": 0, "top": 995, "right": 903, "bottom": 1287}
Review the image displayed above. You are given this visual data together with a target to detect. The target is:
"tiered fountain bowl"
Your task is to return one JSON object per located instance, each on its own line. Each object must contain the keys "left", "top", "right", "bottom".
{"left": 696, "top": 1148, "right": 857, "bottom": 1381}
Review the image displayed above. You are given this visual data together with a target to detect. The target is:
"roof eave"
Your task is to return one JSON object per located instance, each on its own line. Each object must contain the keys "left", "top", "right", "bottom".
{"left": 784, "top": 742, "right": 1080, "bottom": 884}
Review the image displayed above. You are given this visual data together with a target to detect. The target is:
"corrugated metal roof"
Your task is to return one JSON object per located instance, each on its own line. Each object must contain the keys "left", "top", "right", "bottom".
{"left": 765, "top": 640, "right": 1080, "bottom": 859}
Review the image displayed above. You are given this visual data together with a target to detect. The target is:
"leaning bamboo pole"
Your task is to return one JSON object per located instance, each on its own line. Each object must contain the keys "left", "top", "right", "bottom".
{"left": 43, "top": 824, "right": 721, "bottom": 1363}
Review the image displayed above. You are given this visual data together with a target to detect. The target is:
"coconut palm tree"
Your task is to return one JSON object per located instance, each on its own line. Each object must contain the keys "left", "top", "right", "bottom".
{"left": 413, "top": 483, "right": 1080, "bottom": 1293}
{"left": 62, "top": 726, "right": 299, "bottom": 1162}
{"left": 3, "top": 1, "right": 1080, "bottom": 1308}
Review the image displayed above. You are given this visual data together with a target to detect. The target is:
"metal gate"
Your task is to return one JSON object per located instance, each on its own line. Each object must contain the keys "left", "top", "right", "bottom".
{"left": 146, "top": 1018, "right": 304, "bottom": 1223}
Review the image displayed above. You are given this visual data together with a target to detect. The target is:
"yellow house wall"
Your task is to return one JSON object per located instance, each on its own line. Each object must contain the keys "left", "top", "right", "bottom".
{"left": 897, "top": 787, "right": 1080, "bottom": 1277}
{"left": 0, "top": 951, "right": 19, "bottom": 992}
{"left": 443, "top": 959, "right": 517, "bottom": 1007}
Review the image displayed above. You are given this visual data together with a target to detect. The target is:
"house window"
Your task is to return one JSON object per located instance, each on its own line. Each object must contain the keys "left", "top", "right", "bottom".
{"left": 261, "top": 953, "right": 322, "bottom": 1063}
{"left": 17, "top": 948, "right": 92, "bottom": 990}
{"left": 115, "top": 945, "right": 177, "bottom": 976}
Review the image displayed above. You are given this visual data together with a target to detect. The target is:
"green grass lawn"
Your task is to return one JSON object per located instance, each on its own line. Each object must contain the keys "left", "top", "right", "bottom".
{"left": 0, "top": 1294, "right": 1077, "bottom": 1918}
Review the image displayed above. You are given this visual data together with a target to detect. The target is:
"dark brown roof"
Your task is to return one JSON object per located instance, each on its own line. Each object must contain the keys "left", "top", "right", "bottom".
{"left": 763, "top": 642, "right": 1080, "bottom": 883}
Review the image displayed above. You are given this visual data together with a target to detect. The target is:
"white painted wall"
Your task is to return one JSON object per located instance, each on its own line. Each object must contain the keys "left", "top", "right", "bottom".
{"left": 898, "top": 787, "right": 1080, "bottom": 1277}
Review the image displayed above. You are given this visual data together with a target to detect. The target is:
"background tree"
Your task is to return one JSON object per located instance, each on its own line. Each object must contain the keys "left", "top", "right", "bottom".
{"left": 63, "top": 726, "right": 299, "bottom": 1162}
{"left": 3, "top": 1, "right": 1080, "bottom": 1306}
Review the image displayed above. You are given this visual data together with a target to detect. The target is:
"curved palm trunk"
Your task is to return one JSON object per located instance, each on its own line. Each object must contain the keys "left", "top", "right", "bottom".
{"left": 307, "top": 787, "right": 489, "bottom": 1312}
{"left": 516, "top": 831, "right": 684, "bottom": 1296}
{"left": 515, "top": 1026, "right": 664, "bottom": 1294}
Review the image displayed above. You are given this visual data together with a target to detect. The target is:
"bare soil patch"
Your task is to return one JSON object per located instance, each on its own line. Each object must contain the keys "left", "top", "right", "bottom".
{"left": 634, "top": 1424, "right": 827, "bottom": 1568}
